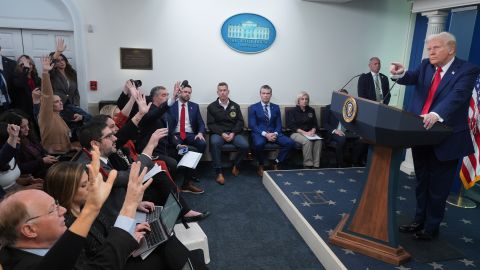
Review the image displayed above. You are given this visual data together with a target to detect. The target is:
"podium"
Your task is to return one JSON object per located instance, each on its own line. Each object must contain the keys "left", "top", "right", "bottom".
{"left": 328, "top": 92, "right": 452, "bottom": 265}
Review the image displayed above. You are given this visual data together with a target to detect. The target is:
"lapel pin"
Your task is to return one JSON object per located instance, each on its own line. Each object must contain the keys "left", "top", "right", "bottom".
{"left": 452, "top": 71, "right": 455, "bottom": 75}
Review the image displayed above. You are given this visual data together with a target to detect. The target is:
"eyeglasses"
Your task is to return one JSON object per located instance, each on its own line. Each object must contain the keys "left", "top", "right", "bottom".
{"left": 25, "top": 200, "right": 60, "bottom": 222}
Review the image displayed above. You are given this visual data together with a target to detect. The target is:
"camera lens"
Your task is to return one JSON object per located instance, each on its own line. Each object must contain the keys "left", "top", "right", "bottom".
{"left": 130, "top": 79, "right": 142, "bottom": 88}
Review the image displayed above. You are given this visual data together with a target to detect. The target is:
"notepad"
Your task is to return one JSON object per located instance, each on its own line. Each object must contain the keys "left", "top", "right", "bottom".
{"left": 177, "top": 151, "right": 202, "bottom": 169}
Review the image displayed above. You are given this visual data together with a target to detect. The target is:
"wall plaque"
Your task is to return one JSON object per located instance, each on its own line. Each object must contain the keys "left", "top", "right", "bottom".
{"left": 120, "top": 48, "right": 152, "bottom": 70}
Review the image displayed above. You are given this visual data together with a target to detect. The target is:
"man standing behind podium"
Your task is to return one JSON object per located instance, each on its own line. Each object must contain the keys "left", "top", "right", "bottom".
{"left": 358, "top": 57, "right": 390, "bottom": 104}
{"left": 391, "top": 32, "right": 480, "bottom": 240}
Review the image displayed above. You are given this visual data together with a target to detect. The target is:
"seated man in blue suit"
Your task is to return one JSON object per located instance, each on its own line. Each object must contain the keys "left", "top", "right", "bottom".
{"left": 391, "top": 32, "right": 480, "bottom": 240}
{"left": 168, "top": 83, "right": 207, "bottom": 192}
{"left": 248, "top": 85, "right": 294, "bottom": 176}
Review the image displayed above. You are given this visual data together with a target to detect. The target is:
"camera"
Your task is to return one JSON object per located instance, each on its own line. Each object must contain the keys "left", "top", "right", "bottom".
{"left": 130, "top": 79, "right": 142, "bottom": 88}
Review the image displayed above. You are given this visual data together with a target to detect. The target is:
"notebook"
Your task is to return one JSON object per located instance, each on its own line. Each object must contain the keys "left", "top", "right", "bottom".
{"left": 132, "top": 192, "right": 182, "bottom": 258}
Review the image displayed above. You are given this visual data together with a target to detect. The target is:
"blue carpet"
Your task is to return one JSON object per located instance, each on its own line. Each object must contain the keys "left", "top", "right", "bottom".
{"left": 268, "top": 168, "right": 479, "bottom": 270}
{"left": 181, "top": 162, "right": 325, "bottom": 270}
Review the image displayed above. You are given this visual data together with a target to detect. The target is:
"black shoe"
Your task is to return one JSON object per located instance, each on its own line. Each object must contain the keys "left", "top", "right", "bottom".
{"left": 413, "top": 229, "right": 438, "bottom": 241}
{"left": 183, "top": 211, "right": 210, "bottom": 222}
{"left": 399, "top": 222, "right": 424, "bottom": 233}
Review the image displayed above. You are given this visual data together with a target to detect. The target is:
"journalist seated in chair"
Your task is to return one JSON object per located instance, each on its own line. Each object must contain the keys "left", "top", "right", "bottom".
{"left": 248, "top": 85, "right": 294, "bottom": 176}
{"left": 207, "top": 82, "right": 249, "bottom": 185}
{"left": 324, "top": 89, "right": 367, "bottom": 167}
{"left": 286, "top": 91, "right": 322, "bottom": 169}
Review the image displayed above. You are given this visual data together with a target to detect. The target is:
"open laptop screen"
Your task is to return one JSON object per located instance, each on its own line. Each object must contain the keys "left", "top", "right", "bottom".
{"left": 161, "top": 193, "right": 182, "bottom": 235}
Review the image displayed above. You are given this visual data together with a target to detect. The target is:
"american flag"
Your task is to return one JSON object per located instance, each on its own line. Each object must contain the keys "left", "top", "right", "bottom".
{"left": 460, "top": 75, "right": 480, "bottom": 189}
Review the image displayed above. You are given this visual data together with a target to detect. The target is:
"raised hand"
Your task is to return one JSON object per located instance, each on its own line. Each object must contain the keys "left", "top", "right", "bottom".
{"left": 135, "top": 93, "right": 152, "bottom": 115}
{"left": 56, "top": 38, "right": 67, "bottom": 53}
{"left": 6, "top": 124, "right": 20, "bottom": 147}
{"left": 120, "top": 161, "right": 153, "bottom": 218}
{"left": 41, "top": 56, "right": 54, "bottom": 72}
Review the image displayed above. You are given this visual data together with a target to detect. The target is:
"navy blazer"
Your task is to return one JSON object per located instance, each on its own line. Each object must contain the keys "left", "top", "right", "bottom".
{"left": 397, "top": 57, "right": 480, "bottom": 160}
{"left": 248, "top": 102, "right": 284, "bottom": 136}
{"left": 168, "top": 101, "right": 206, "bottom": 135}
{"left": 357, "top": 72, "right": 390, "bottom": 104}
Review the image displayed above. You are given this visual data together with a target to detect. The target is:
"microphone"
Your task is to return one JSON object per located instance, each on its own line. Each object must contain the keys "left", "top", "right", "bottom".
{"left": 180, "top": 80, "right": 189, "bottom": 88}
{"left": 339, "top": 74, "right": 362, "bottom": 91}
{"left": 381, "top": 80, "right": 397, "bottom": 104}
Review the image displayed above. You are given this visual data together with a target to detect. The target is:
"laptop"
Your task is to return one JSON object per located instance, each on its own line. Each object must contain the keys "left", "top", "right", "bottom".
{"left": 135, "top": 205, "right": 163, "bottom": 223}
{"left": 132, "top": 192, "right": 182, "bottom": 258}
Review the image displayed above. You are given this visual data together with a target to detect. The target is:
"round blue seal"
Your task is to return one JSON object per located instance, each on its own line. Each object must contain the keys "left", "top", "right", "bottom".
{"left": 221, "top": 13, "right": 276, "bottom": 54}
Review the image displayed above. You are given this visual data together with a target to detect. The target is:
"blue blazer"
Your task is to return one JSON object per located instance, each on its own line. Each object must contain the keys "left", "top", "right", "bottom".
{"left": 248, "top": 102, "right": 284, "bottom": 136}
{"left": 168, "top": 101, "right": 206, "bottom": 135}
{"left": 398, "top": 57, "right": 480, "bottom": 161}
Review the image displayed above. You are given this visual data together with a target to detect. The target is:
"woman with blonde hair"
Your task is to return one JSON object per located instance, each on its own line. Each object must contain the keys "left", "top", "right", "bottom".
{"left": 286, "top": 91, "right": 322, "bottom": 168}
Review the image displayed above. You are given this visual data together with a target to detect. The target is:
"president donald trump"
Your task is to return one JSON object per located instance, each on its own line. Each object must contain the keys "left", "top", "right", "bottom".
{"left": 391, "top": 32, "right": 480, "bottom": 240}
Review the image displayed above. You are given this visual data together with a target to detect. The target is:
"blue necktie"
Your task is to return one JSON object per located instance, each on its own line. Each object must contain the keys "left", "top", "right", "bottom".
{"left": 263, "top": 104, "right": 270, "bottom": 124}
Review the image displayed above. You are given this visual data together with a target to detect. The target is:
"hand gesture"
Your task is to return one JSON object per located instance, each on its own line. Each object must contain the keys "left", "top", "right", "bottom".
{"left": 56, "top": 38, "right": 67, "bottom": 53}
{"left": 134, "top": 222, "right": 151, "bottom": 243}
{"left": 195, "top": 133, "right": 205, "bottom": 141}
{"left": 173, "top": 81, "right": 181, "bottom": 97}
{"left": 124, "top": 80, "right": 138, "bottom": 97}
{"left": 149, "top": 128, "right": 168, "bottom": 146}
{"left": 390, "top": 62, "right": 405, "bottom": 75}
{"left": 137, "top": 201, "right": 155, "bottom": 213}
{"left": 421, "top": 113, "right": 439, "bottom": 130}
{"left": 72, "top": 113, "right": 83, "bottom": 122}
{"left": 7, "top": 124, "right": 20, "bottom": 138}
{"left": 122, "top": 162, "right": 153, "bottom": 217}
{"left": 136, "top": 93, "right": 152, "bottom": 115}
{"left": 32, "top": 88, "right": 41, "bottom": 104}
{"left": 334, "top": 129, "right": 345, "bottom": 136}
{"left": 83, "top": 145, "right": 117, "bottom": 212}
{"left": 41, "top": 56, "right": 54, "bottom": 72}
{"left": 42, "top": 155, "right": 58, "bottom": 165}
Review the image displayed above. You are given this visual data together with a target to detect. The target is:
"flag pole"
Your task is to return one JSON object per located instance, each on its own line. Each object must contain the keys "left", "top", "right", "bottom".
{"left": 446, "top": 187, "right": 477, "bottom": 208}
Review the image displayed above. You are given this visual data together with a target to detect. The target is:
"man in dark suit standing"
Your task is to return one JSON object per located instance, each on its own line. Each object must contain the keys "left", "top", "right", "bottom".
{"left": 168, "top": 84, "right": 207, "bottom": 193}
{"left": 0, "top": 46, "right": 17, "bottom": 113}
{"left": 248, "top": 85, "right": 294, "bottom": 176}
{"left": 391, "top": 32, "right": 480, "bottom": 240}
{"left": 358, "top": 57, "right": 390, "bottom": 104}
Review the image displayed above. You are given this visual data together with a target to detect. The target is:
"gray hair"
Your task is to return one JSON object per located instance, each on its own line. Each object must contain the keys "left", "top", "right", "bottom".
{"left": 426, "top": 32, "right": 456, "bottom": 50}
{"left": 296, "top": 91, "right": 310, "bottom": 105}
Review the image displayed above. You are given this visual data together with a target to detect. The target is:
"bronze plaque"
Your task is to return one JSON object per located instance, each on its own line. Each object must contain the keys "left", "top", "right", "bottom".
{"left": 120, "top": 48, "right": 152, "bottom": 70}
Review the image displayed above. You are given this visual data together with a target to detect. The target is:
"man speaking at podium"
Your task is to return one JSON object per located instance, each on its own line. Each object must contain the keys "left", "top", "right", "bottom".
{"left": 390, "top": 32, "right": 480, "bottom": 240}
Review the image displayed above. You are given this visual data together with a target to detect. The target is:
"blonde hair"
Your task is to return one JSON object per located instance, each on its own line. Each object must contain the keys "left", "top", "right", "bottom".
{"left": 426, "top": 32, "right": 456, "bottom": 50}
{"left": 99, "top": 104, "right": 119, "bottom": 118}
{"left": 296, "top": 91, "right": 310, "bottom": 106}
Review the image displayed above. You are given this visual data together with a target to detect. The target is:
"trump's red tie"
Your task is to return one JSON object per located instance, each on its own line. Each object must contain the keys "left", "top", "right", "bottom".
{"left": 180, "top": 103, "right": 186, "bottom": 140}
{"left": 421, "top": 67, "right": 442, "bottom": 115}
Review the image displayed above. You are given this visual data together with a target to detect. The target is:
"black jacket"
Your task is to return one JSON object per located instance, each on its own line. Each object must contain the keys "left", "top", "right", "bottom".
{"left": 207, "top": 99, "right": 244, "bottom": 135}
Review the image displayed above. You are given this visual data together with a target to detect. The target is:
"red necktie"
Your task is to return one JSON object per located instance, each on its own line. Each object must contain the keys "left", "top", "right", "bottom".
{"left": 421, "top": 67, "right": 442, "bottom": 115}
{"left": 180, "top": 103, "right": 186, "bottom": 140}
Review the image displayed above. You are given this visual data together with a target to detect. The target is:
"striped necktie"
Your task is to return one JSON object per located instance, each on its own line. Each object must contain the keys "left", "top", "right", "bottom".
{"left": 264, "top": 104, "right": 270, "bottom": 124}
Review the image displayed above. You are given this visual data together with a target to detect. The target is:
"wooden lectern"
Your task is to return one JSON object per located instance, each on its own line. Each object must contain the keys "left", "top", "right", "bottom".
{"left": 328, "top": 92, "right": 452, "bottom": 265}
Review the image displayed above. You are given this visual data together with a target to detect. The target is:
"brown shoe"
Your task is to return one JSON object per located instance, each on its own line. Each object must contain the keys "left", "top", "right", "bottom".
{"left": 257, "top": 165, "right": 264, "bottom": 177}
{"left": 232, "top": 166, "right": 240, "bottom": 176}
{"left": 181, "top": 182, "right": 204, "bottom": 194}
{"left": 216, "top": 173, "right": 225, "bottom": 185}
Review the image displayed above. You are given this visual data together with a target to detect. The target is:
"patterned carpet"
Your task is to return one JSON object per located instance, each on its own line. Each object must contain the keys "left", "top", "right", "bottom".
{"left": 267, "top": 168, "right": 479, "bottom": 270}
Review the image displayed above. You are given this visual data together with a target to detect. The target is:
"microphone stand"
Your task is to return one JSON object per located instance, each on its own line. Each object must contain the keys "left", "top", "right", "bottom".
{"left": 339, "top": 74, "right": 362, "bottom": 91}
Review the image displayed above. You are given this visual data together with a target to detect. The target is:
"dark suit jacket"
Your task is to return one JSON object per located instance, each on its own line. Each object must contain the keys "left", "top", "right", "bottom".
{"left": 248, "top": 102, "right": 284, "bottom": 136}
{"left": 168, "top": 100, "right": 206, "bottom": 136}
{"left": 397, "top": 57, "right": 480, "bottom": 160}
{"left": 357, "top": 72, "right": 390, "bottom": 104}
{"left": 0, "top": 228, "right": 138, "bottom": 270}
{"left": 1, "top": 56, "right": 17, "bottom": 103}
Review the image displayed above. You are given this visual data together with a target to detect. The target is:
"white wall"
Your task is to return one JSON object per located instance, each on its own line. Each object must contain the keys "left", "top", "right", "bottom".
{"left": 73, "top": 0, "right": 413, "bottom": 106}
{"left": 1, "top": 0, "right": 413, "bottom": 107}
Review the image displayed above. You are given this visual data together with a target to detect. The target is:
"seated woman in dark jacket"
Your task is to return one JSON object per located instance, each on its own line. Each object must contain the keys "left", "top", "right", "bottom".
{"left": 12, "top": 55, "right": 41, "bottom": 121}
{"left": 0, "top": 110, "right": 57, "bottom": 178}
